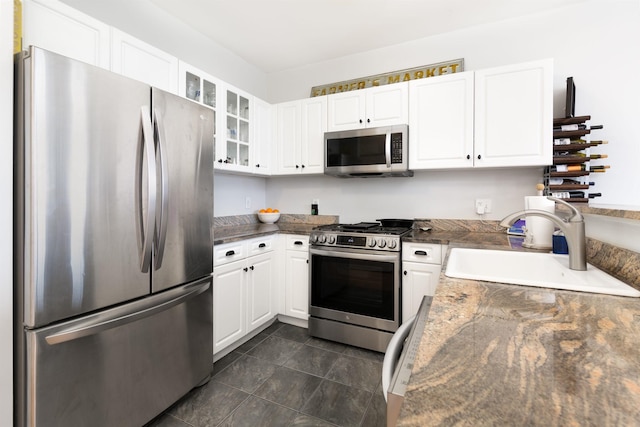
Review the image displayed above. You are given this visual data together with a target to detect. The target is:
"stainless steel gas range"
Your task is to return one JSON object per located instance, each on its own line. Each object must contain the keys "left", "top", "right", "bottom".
{"left": 308, "top": 222, "right": 412, "bottom": 353}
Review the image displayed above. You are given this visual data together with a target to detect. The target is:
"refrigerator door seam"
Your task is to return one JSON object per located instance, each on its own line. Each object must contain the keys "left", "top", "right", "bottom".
{"left": 44, "top": 279, "right": 210, "bottom": 345}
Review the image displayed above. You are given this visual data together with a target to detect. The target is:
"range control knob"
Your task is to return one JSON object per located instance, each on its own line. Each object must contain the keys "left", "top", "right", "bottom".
{"left": 368, "top": 238, "right": 377, "bottom": 248}
{"left": 327, "top": 235, "right": 336, "bottom": 244}
{"left": 309, "top": 234, "right": 318, "bottom": 244}
{"left": 377, "top": 238, "right": 387, "bottom": 248}
{"left": 318, "top": 234, "right": 327, "bottom": 243}
{"left": 388, "top": 239, "right": 397, "bottom": 249}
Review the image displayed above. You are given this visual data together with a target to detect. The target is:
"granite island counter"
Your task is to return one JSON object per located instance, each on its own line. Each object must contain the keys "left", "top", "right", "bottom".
{"left": 397, "top": 242, "right": 640, "bottom": 426}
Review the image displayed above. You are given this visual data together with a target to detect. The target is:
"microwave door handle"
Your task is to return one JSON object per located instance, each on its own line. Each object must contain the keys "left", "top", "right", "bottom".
{"left": 385, "top": 132, "right": 391, "bottom": 168}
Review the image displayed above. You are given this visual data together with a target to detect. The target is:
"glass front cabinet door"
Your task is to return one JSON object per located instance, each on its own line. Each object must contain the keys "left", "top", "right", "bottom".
{"left": 223, "top": 86, "right": 252, "bottom": 172}
{"left": 178, "top": 60, "right": 219, "bottom": 165}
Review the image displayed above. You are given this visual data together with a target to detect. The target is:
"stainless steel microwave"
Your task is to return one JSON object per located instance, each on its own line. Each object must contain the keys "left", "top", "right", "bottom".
{"left": 324, "top": 124, "right": 412, "bottom": 177}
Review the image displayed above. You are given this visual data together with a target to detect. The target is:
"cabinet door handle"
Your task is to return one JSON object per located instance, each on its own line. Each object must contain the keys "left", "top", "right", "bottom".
{"left": 243, "top": 267, "right": 248, "bottom": 272}
{"left": 301, "top": 164, "right": 305, "bottom": 169}
{"left": 255, "top": 164, "right": 260, "bottom": 168}
{"left": 414, "top": 250, "right": 428, "bottom": 256}
{"left": 250, "top": 265, "right": 254, "bottom": 270}
{"left": 367, "top": 118, "right": 370, "bottom": 123}
{"left": 225, "top": 250, "right": 235, "bottom": 257}
{"left": 296, "top": 164, "right": 300, "bottom": 168}
{"left": 258, "top": 243, "right": 266, "bottom": 248}
{"left": 359, "top": 119, "right": 363, "bottom": 124}
{"left": 466, "top": 154, "right": 471, "bottom": 160}
{"left": 294, "top": 241, "right": 303, "bottom": 246}
{"left": 477, "top": 154, "right": 482, "bottom": 160}
{"left": 403, "top": 271, "right": 407, "bottom": 275}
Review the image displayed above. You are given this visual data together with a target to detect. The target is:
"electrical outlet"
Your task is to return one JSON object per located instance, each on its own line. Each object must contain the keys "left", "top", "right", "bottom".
{"left": 245, "top": 197, "right": 251, "bottom": 209}
{"left": 475, "top": 199, "right": 492, "bottom": 215}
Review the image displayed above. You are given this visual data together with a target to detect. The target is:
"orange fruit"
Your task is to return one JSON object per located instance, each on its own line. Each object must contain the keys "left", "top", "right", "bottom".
{"left": 273, "top": 209, "right": 279, "bottom": 213}
{"left": 259, "top": 209, "right": 266, "bottom": 213}
{"left": 265, "top": 208, "right": 273, "bottom": 213}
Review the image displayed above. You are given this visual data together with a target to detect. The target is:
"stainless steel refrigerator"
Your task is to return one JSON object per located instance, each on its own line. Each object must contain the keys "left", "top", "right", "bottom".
{"left": 14, "top": 46, "right": 215, "bottom": 427}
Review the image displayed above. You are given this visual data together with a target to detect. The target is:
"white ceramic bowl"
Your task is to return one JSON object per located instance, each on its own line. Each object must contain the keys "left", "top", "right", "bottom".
{"left": 257, "top": 212, "right": 280, "bottom": 224}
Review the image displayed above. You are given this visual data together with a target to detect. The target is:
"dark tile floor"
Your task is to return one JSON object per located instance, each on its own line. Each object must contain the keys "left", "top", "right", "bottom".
{"left": 148, "top": 321, "right": 387, "bottom": 427}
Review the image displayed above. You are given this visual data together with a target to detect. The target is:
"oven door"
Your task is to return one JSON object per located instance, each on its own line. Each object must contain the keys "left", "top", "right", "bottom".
{"left": 309, "top": 246, "right": 401, "bottom": 332}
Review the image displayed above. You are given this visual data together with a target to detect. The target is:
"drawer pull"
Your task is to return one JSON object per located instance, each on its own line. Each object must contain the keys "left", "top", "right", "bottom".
{"left": 294, "top": 241, "right": 303, "bottom": 246}
{"left": 225, "top": 250, "right": 235, "bottom": 257}
{"left": 414, "top": 250, "right": 428, "bottom": 256}
{"left": 258, "top": 243, "right": 266, "bottom": 248}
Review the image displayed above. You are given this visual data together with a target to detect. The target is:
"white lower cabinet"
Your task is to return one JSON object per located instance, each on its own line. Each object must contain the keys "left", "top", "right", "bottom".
{"left": 246, "top": 251, "right": 276, "bottom": 330}
{"left": 401, "top": 243, "right": 445, "bottom": 323}
{"left": 284, "top": 235, "right": 310, "bottom": 320}
{"left": 212, "top": 258, "right": 246, "bottom": 353}
{"left": 212, "top": 236, "right": 276, "bottom": 354}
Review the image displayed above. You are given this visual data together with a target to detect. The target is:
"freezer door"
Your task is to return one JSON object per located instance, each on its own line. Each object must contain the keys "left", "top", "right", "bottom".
{"left": 19, "top": 277, "right": 213, "bottom": 427}
{"left": 151, "top": 88, "right": 214, "bottom": 292}
{"left": 16, "top": 47, "right": 153, "bottom": 328}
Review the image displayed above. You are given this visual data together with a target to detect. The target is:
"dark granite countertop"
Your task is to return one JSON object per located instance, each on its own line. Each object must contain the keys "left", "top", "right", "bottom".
{"left": 397, "top": 241, "right": 640, "bottom": 426}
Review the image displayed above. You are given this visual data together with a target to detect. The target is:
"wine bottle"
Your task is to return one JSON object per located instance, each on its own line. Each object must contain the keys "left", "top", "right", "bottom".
{"left": 571, "top": 139, "right": 609, "bottom": 145}
{"left": 552, "top": 164, "right": 610, "bottom": 172}
{"left": 565, "top": 164, "right": 610, "bottom": 172}
{"left": 568, "top": 179, "right": 595, "bottom": 186}
{"left": 550, "top": 191, "right": 601, "bottom": 199}
{"left": 575, "top": 153, "right": 608, "bottom": 159}
{"left": 553, "top": 124, "right": 603, "bottom": 131}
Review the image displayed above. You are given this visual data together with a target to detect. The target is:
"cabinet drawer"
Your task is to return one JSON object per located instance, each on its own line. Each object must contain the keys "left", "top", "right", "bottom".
{"left": 402, "top": 243, "right": 442, "bottom": 264}
{"left": 247, "top": 235, "right": 275, "bottom": 255}
{"left": 214, "top": 241, "right": 247, "bottom": 266}
{"left": 285, "top": 235, "right": 309, "bottom": 251}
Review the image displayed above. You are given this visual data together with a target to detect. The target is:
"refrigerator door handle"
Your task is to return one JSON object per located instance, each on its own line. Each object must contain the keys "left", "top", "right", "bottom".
{"left": 44, "top": 280, "right": 210, "bottom": 345}
{"left": 137, "top": 106, "right": 157, "bottom": 273}
{"left": 153, "top": 108, "right": 169, "bottom": 269}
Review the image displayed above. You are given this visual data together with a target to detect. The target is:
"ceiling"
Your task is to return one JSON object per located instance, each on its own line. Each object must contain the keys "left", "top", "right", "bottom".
{"left": 149, "top": 0, "right": 586, "bottom": 74}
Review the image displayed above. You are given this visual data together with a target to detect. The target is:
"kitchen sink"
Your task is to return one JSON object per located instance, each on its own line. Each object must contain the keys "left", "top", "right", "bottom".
{"left": 445, "top": 248, "right": 640, "bottom": 297}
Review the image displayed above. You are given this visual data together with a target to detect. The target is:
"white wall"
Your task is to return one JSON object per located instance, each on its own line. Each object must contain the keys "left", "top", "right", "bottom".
{"left": 214, "top": 174, "right": 267, "bottom": 217}
{"left": 0, "top": 0, "right": 13, "bottom": 424}
{"left": 267, "top": 0, "right": 640, "bottom": 211}
{"left": 267, "top": 168, "right": 544, "bottom": 223}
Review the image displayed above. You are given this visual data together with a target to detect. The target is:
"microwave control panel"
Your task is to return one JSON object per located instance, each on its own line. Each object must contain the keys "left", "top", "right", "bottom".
{"left": 391, "top": 132, "right": 403, "bottom": 164}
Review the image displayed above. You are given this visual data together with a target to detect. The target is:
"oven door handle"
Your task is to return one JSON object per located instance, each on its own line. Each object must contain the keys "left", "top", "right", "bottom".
{"left": 310, "top": 246, "right": 400, "bottom": 263}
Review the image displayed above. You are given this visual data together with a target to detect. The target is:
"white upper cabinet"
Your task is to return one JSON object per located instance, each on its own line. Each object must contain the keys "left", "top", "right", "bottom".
{"left": 252, "top": 97, "right": 273, "bottom": 176}
{"left": 409, "top": 72, "right": 474, "bottom": 169}
{"left": 300, "top": 96, "right": 327, "bottom": 175}
{"left": 474, "top": 59, "right": 552, "bottom": 168}
{"left": 276, "top": 100, "right": 301, "bottom": 175}
{"left": 177, "top": 61, "right": 220, "bottom": 171}
{"left": 327, "top": 83, "right": 408, "bottom": 131}
{"left": 275, "top": 96, "right": 326, "bottom": 175}
{"left": 409, "top": 59, "right": 552, "bottom": 170}
{"left": 178, "top": 61, "right": 219, "bottom": 109}
{"left": 22, "top": 0, "right": 110, "bottom": 68}
{"left": 110, "top": 29, "right": 178, "bottom": 94}
{"left": 216, "top": 84, "right": 253, "bottom": 172}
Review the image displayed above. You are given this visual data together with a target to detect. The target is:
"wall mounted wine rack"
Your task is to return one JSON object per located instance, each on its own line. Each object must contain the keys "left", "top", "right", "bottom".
{"left": 543, "top": 115, "right": 608, "bottom": 203}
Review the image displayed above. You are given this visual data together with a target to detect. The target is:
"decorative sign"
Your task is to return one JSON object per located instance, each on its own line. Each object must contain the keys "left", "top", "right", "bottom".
{"left": 310, "top": 58, "right": 464, "bottom": 97}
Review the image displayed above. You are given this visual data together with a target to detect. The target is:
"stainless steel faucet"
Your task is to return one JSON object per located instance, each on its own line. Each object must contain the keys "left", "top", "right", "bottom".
{"left": 499, "top": 197, "right": 587, "bottom": 271}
